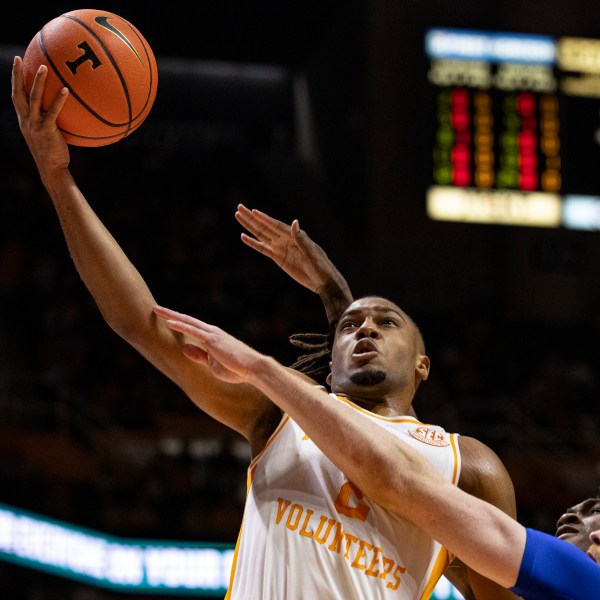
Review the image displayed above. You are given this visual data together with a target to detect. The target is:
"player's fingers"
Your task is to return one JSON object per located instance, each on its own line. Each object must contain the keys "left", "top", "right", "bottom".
{"left": 153, "top": 304, "right": 185, "bottom": 320}
{"left": 235, "top": 208, "right": 259, "bottom": 233}
{"left": 238, "top": 205, "right": 289, "bottom": 239}
{"left": 236, "top": 203, "right": 252, "bottom": 218}
{"left": 290, "top": 220, "right": 308, "bottom": 251}
{"left": 45, "top": 87, "right": 69, "bottom": 122}
{"left": 290, "top": 219, "right": 301, "bottom": 238}
{"left": 293, "top": 223, "right": 319, "bottom": 254}
{"left": 235, "top": 208, "right": 275, "bottom": 241}
{"left": 163, "top": 319, "right": 210, "bottom": 349}
{"left": 234, "top": 205, "right": 251, "bottom": 229}
{"left": 28, "top": 65, "right": 48, "bottom": 114}
{"left": 182, "top": 343, "right": 209, "bottom": 365}
{"left": 235, "top": 211, "right": 266, "bottom": 239}
{"left": 240, "top": 233, "right": 274, "bottom": 258}
{"left": 153, "top": 305, "right": 210, "bottom": 331}
{"left": 11, "top": 56, "right": 28, "bottom": 113}
{"left": 251, "top": 209, "right": 290, "bottom": 234}
{"left": 153, "top": 304, "right": 191, "bottom": 321}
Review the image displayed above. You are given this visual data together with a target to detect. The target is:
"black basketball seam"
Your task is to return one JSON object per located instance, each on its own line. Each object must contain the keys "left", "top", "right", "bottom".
{"left": 116, "top": 20, "right": 157, "bottom": 123}
{"left": 59, "top": 110, "right": 147, "bottom": 143}
{"left": 63, "top": 13, "right": 133, "bottom": 135}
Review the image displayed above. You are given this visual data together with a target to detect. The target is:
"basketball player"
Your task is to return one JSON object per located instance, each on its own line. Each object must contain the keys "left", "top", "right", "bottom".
{"left": 153, "top": 304, "right": 600, "bottom": 600}
{"left": 12, "top": 58, "right": 519, "bottom": 599}
{"left": 234, "top": 205, "right": 473, "bottom": 596}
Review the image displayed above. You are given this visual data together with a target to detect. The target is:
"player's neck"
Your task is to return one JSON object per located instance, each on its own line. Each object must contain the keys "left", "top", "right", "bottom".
{"left": 335, "top": 393, "right": 414, "bottom": 417}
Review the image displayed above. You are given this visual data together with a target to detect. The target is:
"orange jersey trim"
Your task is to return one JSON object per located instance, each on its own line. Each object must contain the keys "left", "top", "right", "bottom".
{"left": 226, "top": 414, "right": 292, "bottom": 598}
{"left": 419, "top": 547, "right": 450, "bottom": 600}
{"left": 334, "top": 394, "right": 430, "bottom": 425}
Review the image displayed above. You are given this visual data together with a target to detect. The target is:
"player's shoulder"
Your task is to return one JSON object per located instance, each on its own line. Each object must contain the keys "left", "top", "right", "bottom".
{"left": 457, "top": 436, "right": 517, "bottom": 515}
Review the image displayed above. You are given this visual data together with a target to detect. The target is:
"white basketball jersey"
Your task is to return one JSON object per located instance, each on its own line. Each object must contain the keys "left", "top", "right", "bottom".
{"left": 226, "top": 394, "right": 461, "bottom": 600}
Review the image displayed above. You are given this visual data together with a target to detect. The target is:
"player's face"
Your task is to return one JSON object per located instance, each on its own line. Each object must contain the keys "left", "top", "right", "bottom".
{"left": 328, "top": 297, "right": 426, "bottom": 398}
{"left": 555, "top": 497, "right": 600, "bottom": 563}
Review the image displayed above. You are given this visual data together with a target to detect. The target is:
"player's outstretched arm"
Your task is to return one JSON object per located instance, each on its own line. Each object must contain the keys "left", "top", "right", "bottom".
{"left": 235, "top": 204, "right": 353, "bottom": 328}
{"left": 153, "top": 304, "right": 526, "bottom": 591}
{"left": 11, "top": 58, "right": 277, "bottom": 445}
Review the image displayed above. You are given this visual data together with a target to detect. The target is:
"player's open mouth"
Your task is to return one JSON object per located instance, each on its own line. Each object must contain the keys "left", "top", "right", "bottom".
{"left": 352, "top": 339, "right": 378, "bottom": 358}
{"left": 555, "top": 524, "right": 579, "bottom": 538}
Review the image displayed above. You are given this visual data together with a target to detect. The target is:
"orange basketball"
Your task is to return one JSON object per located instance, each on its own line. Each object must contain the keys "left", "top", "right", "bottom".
{"left": 22, "top": 9, "right": 158, "bottom": 147}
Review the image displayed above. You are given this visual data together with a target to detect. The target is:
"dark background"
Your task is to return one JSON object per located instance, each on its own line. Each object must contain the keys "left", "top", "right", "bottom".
{"left": 2, "top": 1, "right": 600, "bottom": 597}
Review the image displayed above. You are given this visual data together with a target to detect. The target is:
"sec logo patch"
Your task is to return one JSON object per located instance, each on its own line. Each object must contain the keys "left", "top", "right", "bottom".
{"left": 408, "top": 426, "right": 450, "bottom": 447}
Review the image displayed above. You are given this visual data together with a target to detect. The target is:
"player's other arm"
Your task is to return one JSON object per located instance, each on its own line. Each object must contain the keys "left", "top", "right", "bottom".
{"left": 253, "top": 362, "right": 527, "bottom": 592}
{"left": 11, "top": 58, "right": 279, "bottom": 446}
{"left": 155, "top": 307, "right": 527, "bottom": 591}
{"left": 235, "top": 204, "right": 353, "bottom": 328}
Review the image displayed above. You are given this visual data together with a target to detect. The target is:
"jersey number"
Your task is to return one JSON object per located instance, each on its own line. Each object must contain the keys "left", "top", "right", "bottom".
{"left": 334, "top": 482, "right": 370, "bottom": 521}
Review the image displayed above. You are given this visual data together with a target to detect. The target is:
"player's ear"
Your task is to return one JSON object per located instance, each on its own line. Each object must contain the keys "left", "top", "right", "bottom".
{"left": 416, "top": 355, "right": 430, "bottom": 382}
{"left": 326, "top": 361, "right": 333, "bottom": 386}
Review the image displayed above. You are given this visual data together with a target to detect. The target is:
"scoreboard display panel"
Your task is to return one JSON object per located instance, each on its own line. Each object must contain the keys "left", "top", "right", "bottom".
{"left": 425, "top": 28, "right": 600, "bottom": 229}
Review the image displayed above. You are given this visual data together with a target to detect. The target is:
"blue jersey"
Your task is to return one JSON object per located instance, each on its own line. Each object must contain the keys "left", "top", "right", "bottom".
{"left": 510, "top": 528, "right": 600, "bottom": 599}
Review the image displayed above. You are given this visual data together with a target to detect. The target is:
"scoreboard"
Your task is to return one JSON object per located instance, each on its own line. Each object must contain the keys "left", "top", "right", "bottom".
{"left": 425, "top": 28, "right": 600, "bottom": 229}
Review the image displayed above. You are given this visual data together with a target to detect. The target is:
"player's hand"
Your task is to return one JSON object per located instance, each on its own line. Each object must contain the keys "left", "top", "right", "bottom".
{"left": 235, "top": 204, "right": 350, "bottom": 297}
{"left": 11, "top": 56, "right": 70, "bottom": 177}
{"left": 153, "top": 304, "right": 263, "bottom": 385}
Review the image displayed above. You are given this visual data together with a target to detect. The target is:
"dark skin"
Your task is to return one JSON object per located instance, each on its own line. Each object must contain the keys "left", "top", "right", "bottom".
{"left": 12, "top": 58, "right": 518, "bottom": 600}
{"left": 555, "top": 496, "right": 600, "bottom": 564}
{"left": 235, "top": 203, "right": 353, "bottom": 329}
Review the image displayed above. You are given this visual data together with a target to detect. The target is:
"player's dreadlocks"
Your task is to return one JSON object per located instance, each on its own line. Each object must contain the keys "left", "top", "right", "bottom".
{"left": 288, "top": 328, "right": 334, "bottom": 386}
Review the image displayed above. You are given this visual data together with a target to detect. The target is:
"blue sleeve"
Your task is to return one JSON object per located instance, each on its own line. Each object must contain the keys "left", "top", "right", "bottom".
{"left": 510, "top": 528, "right": 600, "bottom": 600}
